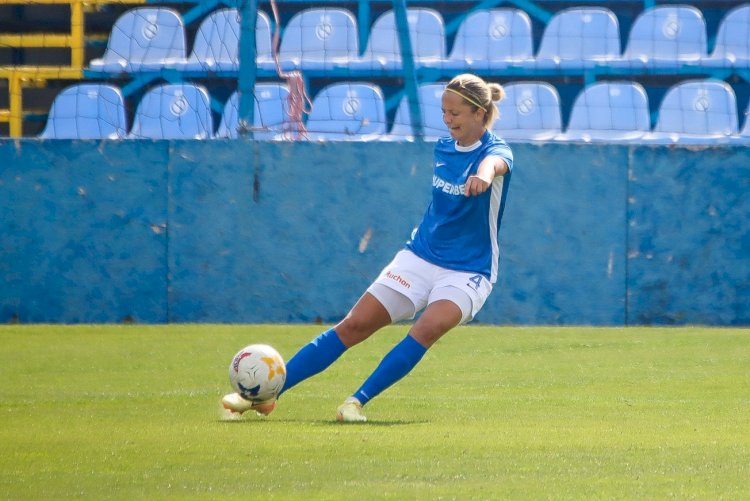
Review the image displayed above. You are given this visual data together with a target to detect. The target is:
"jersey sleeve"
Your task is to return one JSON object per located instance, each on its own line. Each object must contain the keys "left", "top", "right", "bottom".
{"left": 487, "top": 141, "right": 514, "bottom": 171}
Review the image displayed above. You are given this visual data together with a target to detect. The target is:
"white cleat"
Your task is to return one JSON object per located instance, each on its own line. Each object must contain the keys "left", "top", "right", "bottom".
{"left": 221, "top": 392, "right": 277, "bottom": 416}
{"left": 336, "top": 397, "right": 367, "bottom": 423}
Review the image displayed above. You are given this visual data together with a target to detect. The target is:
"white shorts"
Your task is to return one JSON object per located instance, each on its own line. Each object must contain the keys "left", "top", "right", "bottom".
{"left": 367, "top": 249, "right": 493, "bottom": 324}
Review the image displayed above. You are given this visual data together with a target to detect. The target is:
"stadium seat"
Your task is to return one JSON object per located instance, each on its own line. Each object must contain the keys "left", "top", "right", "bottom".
{"left": 732, "top": 100, "right": 750, "bottom": 144}
{"left": 558, "top": 82, "right": 650, "bottom": 142}
{"left": 305, "top": 82, "right": 387, "bottom": 141}
{"left": 350, "top": 8, "right": 446, "bottom": 72}
{"left": 611, "top": 5, "right": 707, "bottom": 70}
{"left": 217, "top": 84, "right": 291, "bottom": 139}
{"left": 89, "top": 7, "right": 187, "bottom": 73}
{"left": 174, "top": 9, "right": 272, "bottom": 72}
{"left": 702, "top": 4, "right": 750, "bottom": 69}
{"left": 443, "top": 9, "right": 534, "bottom": 71}
{"left": 388, "top": 83, "right": 448, "bottom": 140}
{"left": 642, "top": 79, "right": 738, "bottom": 144}
{"left": 493, "top": 82, "right": 562, "bottom": 141}
{"left": 39, "top": 84, "right": 127, "bottom": 139}
{"left": 128, "top": 84, "right": 213, "bottom": 139}
{"left": 277, "top": 8, "right": 360, "bottom": 71}
{"left": 533, "top": 7, "right": 621, "bottom": 70}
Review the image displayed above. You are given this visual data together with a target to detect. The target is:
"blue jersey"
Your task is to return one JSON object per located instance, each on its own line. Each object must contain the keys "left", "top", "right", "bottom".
{"left": 406, "top": 130, "right": 514, "bottom": 283}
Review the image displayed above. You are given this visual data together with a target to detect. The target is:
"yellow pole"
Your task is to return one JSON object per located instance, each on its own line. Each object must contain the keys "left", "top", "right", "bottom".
{"left": 71, "top": 0, "right": 84, "bottom": 69}
{"left": 9, "top": 72, "right": 22, "bottom": 137}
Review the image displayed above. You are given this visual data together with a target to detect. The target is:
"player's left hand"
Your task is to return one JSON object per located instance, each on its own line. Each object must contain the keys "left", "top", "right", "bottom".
{"left": 464, "top": 175, "right": 491, "bottom": 197}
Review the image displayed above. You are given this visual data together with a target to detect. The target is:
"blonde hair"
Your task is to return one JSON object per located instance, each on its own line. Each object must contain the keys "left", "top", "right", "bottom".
{"left": 445, "top": 73, "right": 505, "bottom": 126}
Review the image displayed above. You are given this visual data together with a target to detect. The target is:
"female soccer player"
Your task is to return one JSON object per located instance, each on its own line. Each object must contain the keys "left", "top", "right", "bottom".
{"left": 223, "top": 73, "right": 514, "bottom": 422}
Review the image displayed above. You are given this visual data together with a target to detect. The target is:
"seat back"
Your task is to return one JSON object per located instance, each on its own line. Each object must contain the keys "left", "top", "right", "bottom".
{"left": 40, "top": 84, "right": 127, "bottom": 139}
{"left": 129, "top": 84, "right": 213, "bottom": 139}
{"left": 91, "top": 7, "right": 186, "bottom": 72}
{"left": 738, "top": 100, "right": 750, "bottom": 138}
{"left": 623, "top": 6, "right": 707, "bottom": 64}
{"left": 306, "top": 83, "right": 387, "bottom": 140}
{"left": 536, "top": 7, "right": 621, "bottom": 65}
{"left": 493, "top": 82, "right": 562, "bottom": 140}
{"left": 447, "top": 9, "right": 533, "bottom": 68}
{"left": 218, "top": 84, "right": 291, "bottom": 139}
{"left": 390, "top": 83, "right": 448, "bottom": 139}
{"left": 709, "top": 5, "right": 750, "bottom": 65}
{"left": 279, "top": 8, "right": 359, "bottom": 68}
{"left": 184, "top": 9, "right": 272, "bottom": 71}
{"left": 654, "top": 79, "right": 738, "bottom": 136}
{"left": 359, "top": 8, "right": 446, "bottom": 67}
{"left": 564, "top": 82, "right": 650, "bottom": 141}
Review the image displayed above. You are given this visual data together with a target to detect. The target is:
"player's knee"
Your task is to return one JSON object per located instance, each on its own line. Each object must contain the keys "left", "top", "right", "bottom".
{"left": 335, "top": 315, "right": 377, "bottom": 347}
{"left": 409, "top": 318, "right": 452, "bottom": 348}
{"left": 409, "top": 323, "right": 448, "bottom": 348}
{"left": 410, "top": 303, "right": 462, "bottom": 347}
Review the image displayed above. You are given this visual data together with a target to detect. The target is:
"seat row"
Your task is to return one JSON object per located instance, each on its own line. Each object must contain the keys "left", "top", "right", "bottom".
{"left": 39, "top": 79, "right": 749, "bottom": 144}
{"left": 88, "top": 4, "right": 750, "bottom": 75}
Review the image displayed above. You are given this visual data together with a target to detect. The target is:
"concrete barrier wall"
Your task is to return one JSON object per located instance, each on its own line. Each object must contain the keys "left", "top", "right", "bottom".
{"left": 1, "top": 140, "right": 748, "bottom": 325}
{"left": 627, "top": 146, "right": 750, "bottom": 325}
{"left": 1, "top": 141, "right": 169, "bottom": 322}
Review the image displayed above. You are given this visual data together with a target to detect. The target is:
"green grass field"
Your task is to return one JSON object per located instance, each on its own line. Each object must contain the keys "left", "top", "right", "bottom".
{"left": 1, "top": 325, "right": 748, "bottom": 500}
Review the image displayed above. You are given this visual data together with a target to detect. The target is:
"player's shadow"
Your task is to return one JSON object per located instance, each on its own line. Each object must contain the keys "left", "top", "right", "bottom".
{"left": 310, "top": 419, "right": 429, "bottom": 427}
{"left": 217, "top": 418, "right": 429, "bottom": 426}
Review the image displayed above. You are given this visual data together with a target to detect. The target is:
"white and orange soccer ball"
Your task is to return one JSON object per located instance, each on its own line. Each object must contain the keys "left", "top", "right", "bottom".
{"left": 228, "top": 344, "right": 286, "bottom": 403}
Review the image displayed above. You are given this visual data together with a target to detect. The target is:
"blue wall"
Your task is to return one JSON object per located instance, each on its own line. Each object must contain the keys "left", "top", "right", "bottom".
{"left": 1, "top": 140, "right": 748, "bottom": 325}
{"left": 627, "top": 147, "right": 750, "bottom": 325}
{"left": 1, "top": 141, "right": 168, "bottom": 322}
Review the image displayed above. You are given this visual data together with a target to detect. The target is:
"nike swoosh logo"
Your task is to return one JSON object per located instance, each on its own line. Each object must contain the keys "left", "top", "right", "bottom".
{"left": 435, "top": 162, "right": 446, "bottom": 167}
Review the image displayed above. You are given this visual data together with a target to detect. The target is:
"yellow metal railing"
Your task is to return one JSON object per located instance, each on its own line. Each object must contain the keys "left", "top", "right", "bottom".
{"left": 0, "top": 66, "right": 83, "bottom": 136}
{"left": 0, "top": 0, "right": 145, "bottom": 136}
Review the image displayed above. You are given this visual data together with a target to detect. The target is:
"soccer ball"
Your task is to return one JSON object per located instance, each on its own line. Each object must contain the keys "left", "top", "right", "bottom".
{"left": 228, "top": 344, "right": 286, "bottom": 403}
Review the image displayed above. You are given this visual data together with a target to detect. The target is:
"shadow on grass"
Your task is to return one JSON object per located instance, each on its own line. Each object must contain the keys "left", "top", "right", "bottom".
{"left": 216, "top": 418, "right": 429, "bottom": 427}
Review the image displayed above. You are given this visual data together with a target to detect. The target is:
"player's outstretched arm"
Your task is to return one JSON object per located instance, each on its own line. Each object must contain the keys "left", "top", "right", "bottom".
{"left": 464, "top": 156, "right": 509, "bottom": 197}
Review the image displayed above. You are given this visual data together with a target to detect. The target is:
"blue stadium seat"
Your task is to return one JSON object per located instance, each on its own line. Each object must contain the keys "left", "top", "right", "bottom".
{"left": 558, "top": 82, "right": 650, "bottom": 142}
{"left": 533, "top": 7, "right": 621, "bottom": 70}
{"left": 702, "top": 5, "right": 750, "bottom": 69}
{"left": 443, "top": 9, "right": 533, "bottom": 71}
{"left": 88, "top": 7, "right": 186, "bottom": 73}
{"left": 350, "top": 8, "right": 446, "bottom": 72}
{"left": 277, "top": 8, "right": 360, "bottom": 71}
{"left": 493, "top": 82, "right": 562, "bottom": 141}
{"left": 305, "top": 82, "right": 387, "bottom": 141}
{"left": 128, "top": 84, "right": 213, "bottom": 139}
{"left": 611, "top": 6, "right": 707, "bottom": 70}
{"left": 217, "top": 84, "right": 291, "bottom": 139}
{"left": 643, "top": 79, "right": 738, "bottom": 144}
{"left": 175, "top": 9, "right": 272, "bottom": 72}
{"left": 733, "top": 100, "right": 750, "bottom": 144}
{"left": 388, "top": 83, "right": 447, "bottom": 140}
{"left": 39, "top": 84, "right": 127, "bottom": 139}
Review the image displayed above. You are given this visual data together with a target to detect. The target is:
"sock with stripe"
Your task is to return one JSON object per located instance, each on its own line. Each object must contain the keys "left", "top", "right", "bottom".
{"left": 352, "top": 334, "right": 427, "bottom": 406}
{"left": 279, "top": 328, "right": 347, "bottom": 396}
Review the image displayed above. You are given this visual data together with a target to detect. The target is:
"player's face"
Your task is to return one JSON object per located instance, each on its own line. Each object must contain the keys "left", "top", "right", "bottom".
{"left": 442, "top": 91, "right": 486, "bottom": 146}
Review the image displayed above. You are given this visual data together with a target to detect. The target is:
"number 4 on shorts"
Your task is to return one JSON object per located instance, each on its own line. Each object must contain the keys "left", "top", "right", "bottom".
{"left": 467, "top": 274, "right": 483, "bottom": 291}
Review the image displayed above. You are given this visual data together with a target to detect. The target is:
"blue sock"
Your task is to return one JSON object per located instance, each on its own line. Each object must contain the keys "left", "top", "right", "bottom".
{"left": 279, "top": 328, "right": 346, "bottom": 396}
{"left": 353, "top": 334, "right": 427, "bottom": 406}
